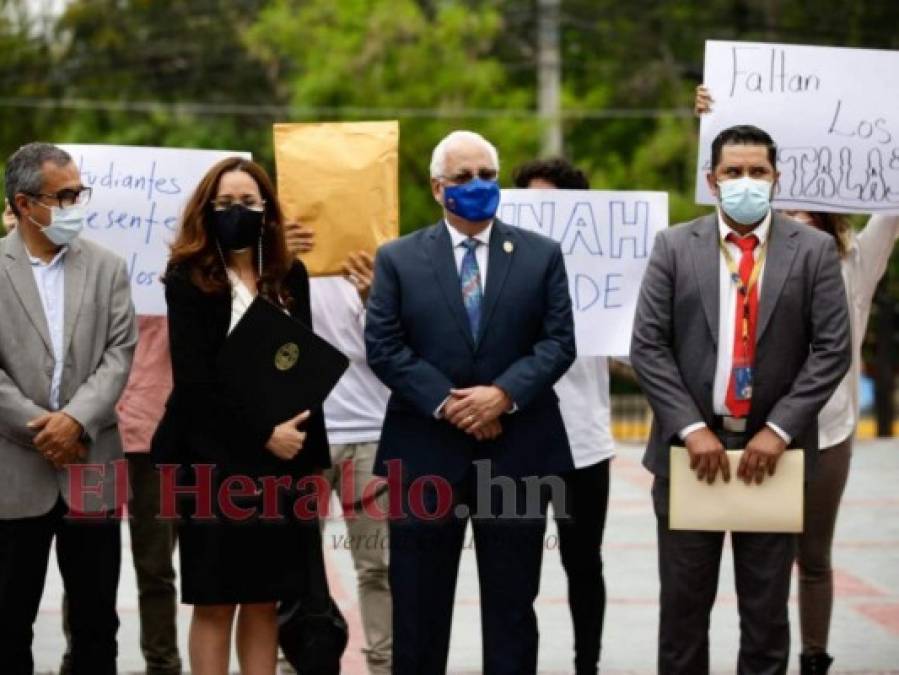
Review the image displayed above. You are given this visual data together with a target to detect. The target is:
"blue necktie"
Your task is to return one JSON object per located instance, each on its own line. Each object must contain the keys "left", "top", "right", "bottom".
{"left": 459, "top": 238, "right": 483, "bottom": 340}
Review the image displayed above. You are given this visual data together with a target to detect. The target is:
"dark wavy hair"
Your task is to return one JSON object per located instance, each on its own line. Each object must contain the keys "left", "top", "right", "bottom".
{"left": 166, "top": 157, "right": 293, "bottom": 307}
{"left": 807, "top": 211, "right": 851, "bottom": 258}
{"left": 512, "top": 157, "right": 590, "bottom": 190}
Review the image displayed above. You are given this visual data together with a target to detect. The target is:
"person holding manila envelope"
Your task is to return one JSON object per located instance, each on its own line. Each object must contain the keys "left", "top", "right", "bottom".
{"left": 630, "top": 124, "right": 851, "bottom": 675}
{"left": 274, "top": 120, "right": 398, "bottom": 674}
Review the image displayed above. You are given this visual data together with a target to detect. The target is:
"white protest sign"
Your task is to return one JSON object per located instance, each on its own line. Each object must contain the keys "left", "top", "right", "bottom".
{"left": 695, "top": 40, "right": 899, "bottom": 214}
{"left": 499, "top": 189, "right": 668, "bottom": 356}
{"left": 61, "top": 144, "right": 251, "bottom": 315}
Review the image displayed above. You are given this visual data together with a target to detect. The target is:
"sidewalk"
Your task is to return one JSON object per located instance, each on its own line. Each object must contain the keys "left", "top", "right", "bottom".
{"left": 33, "top": 438, "right": 899, "bottom": 674}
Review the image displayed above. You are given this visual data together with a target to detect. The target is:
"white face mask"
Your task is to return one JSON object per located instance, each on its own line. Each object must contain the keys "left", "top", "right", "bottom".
{"left": 717, "top": 176, "right": 773, "bottom": 225}
{"left": 29, "top": 203, "right": 85, "bottom": 246}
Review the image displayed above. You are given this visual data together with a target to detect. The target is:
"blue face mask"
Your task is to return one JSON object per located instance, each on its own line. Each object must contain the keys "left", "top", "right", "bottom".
{"left": 443, "top": 178, "right": 500, "bottom": 222}
{"left": 717, "top": 177, "right": 773, "bottom": 225}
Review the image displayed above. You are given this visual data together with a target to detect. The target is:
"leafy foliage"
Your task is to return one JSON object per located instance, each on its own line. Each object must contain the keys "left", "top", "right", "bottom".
{"left": 2, "top": 0, "right": 898, "bottom": 241}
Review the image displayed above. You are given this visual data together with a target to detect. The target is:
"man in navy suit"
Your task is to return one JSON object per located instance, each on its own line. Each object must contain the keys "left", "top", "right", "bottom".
{"left": 365, "top": 130, "right": 576, "bottom": 674}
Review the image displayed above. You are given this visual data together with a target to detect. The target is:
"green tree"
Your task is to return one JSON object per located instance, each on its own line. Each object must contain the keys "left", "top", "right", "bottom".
{"left": 39, "top": 0, "right": 280, "bottom": 162}
{"left": 248, "top": 0, "right": 540, "bottom": 233}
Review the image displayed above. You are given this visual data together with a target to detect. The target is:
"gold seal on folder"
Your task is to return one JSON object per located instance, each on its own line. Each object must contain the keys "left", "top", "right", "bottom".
{"left": 275, "top": 342, "right": 300, "bottom": 371}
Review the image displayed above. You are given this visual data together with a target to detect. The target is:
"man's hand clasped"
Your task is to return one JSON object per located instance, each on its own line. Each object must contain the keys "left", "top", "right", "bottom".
{"left": 28, "top": 411, "right": 87, "bottom": 469}
{"left": 443, "top": 385, "right": 511, "bottom": 441}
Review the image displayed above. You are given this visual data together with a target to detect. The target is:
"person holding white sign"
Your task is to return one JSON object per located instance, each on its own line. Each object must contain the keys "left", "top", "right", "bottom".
{"left": 631, "top": 125, "right": 851, "bottom": 674}
{"left": 697, "top": 85, "right": 899, "bottom": 675}
{"left": 513, "top": 157, "right": 613, "bottom": 675}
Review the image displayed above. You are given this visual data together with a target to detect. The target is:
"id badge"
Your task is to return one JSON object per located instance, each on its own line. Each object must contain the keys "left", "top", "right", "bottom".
{"left": 732, "top": 359, "right": 753, "bottom": 400}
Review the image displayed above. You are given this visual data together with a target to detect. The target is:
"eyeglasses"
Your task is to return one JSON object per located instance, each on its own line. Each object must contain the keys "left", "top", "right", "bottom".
{"left": 210, "top": 197, "right": 266, "bottom": 212}
{"left": 440, "top": 169, "right": 498, "bottom": 185}
{"left": 27, "top": 187, "right": 92, "bottom": 209}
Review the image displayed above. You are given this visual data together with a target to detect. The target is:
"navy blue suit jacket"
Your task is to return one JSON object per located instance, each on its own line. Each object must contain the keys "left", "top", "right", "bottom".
{"left": 365, "top": 219, "right": 576, "bottom": 484}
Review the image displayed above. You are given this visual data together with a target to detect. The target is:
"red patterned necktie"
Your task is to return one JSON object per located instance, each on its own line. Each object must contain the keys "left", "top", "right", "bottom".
{"left": 724, "top": 232, "right": 759, "bottom": 417}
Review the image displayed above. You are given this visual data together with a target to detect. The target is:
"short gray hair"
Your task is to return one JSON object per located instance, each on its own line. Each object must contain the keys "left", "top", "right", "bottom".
{"left": 429, "top": 130, "right": 500, "bottom": 179}
{"left": 5, "top": 142, "right": 73, "bottom": 217}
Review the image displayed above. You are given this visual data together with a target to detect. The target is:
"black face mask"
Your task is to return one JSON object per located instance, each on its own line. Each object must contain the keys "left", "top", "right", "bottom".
{"left": 210, "top": 205, "right": 264, "bottom": 251}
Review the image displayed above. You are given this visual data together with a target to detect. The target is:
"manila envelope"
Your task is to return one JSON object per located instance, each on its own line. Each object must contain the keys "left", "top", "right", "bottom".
{"left": 669, "top": 447, "right": 804, "bottom": 533}
{"left": 274, "top": 121, "right": 399, "bottom": 276}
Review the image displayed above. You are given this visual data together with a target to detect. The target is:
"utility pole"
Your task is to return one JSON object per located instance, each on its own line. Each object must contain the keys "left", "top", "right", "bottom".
{"left": 537, "top": 0, "right": 562, "bottom": 156}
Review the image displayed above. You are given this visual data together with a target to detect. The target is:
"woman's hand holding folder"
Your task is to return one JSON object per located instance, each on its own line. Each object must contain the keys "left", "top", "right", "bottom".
{"left": 265, "top": 409, "right": 311, "bottom": 460}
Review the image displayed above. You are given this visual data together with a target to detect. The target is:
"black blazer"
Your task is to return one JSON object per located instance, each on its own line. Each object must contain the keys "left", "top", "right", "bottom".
{"left": 151, "top": 260, "right": 330, "bottom": 479}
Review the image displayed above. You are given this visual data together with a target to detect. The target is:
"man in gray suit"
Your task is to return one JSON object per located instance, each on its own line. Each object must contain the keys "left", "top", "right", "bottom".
{"left": 630, "top": 125, "right": 850, "bottom": 675}
{"left": 0, "top": 142, "right": 137, "bottom": 674}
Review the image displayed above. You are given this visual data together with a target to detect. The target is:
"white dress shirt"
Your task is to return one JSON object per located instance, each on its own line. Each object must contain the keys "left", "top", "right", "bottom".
{"left": 818, "top": 215, "right": 899, "bottom": 448}
{"left": 680, "top": 209, "right": 790, "bottom": 443}
{"left": 27, "top": 246, "right": 68, "bottom": 410}
{"left": 434, "top": 219, "right": 517, "bottom": 418}
{"left": 712, "top": 210, "right": 771, "bottom": 416}
{"left": 529, "top": 209, "right": 619, "bottom": 467}
{"left": 310, "top": 277, "right": 390, "bottom": 445}
{"left": 446, "top": 219, "right": 492, "bottom": 287}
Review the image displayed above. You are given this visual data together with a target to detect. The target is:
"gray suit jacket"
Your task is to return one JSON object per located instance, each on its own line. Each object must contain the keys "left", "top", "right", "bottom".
{"left": 630, "top": 212, "right": 851, "bottom": 478}
{"left": 0, "top": 230, "right": 137, "bottom": 518}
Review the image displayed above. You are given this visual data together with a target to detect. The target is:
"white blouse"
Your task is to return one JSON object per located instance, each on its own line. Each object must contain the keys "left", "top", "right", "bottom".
{"left": 226, "top": 268, "right": 256, "bottom": 335}
{"left": 818, "top": 215, "right": 899, "bottom": 448}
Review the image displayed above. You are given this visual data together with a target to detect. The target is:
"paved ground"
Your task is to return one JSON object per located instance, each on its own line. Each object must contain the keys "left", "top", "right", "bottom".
{"left": 32, "top": 438, "right": 899, "bottom": 674}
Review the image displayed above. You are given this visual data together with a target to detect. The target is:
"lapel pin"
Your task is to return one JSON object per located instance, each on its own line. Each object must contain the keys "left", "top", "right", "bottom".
{"left": 503, "top": 240, "right": 514, "bottom": 254}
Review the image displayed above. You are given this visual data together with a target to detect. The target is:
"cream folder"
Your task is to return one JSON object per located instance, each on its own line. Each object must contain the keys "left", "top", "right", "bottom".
{"left": 669, "top": 447, "right": 804, "bottom": 533}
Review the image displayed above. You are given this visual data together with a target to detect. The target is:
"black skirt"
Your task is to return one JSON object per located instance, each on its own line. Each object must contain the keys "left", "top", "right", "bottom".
{"left": 175, "top": 466, "right": 323, "bottom": 606}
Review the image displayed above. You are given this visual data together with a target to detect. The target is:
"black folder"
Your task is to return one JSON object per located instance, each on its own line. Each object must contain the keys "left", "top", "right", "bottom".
{"left": 217, "top": 296, "right": 349, "bottom": 431}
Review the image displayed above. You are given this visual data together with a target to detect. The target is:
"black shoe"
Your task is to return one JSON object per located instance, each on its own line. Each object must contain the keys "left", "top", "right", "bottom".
{"left": 800, "top": 651, "right": 834, "bottom": 675}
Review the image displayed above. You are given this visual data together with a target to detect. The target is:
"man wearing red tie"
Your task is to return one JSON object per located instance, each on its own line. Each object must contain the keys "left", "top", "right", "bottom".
{"left": 630, "top": 125, "right": 851, "bottom": 674}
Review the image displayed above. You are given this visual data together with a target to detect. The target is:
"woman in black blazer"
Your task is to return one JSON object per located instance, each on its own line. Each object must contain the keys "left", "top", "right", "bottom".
{"left": 151, "top": 157, "right": 329, "bottom": 675}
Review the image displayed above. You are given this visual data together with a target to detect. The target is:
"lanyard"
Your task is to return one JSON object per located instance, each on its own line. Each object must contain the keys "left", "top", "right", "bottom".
{"left": 718, "top": 236, "right": 768, "bottom": 344}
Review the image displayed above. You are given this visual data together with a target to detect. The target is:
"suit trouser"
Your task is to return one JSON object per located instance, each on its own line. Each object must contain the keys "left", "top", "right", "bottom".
{"left": 61, "top": 454, "right": 182, "bottom": 675}
{"left": 322, "top": 441, "right": 392, "bottom": 675}
{"left": 555, "top": 458, "right": 610, "bottom": 675}
{"left": 389, "top": 465, "right": 549, "bottom": 675}
{"left": 652, "top": 478, "right": 796, "bottom": 675}
{"left": 0, "top": 496, "right": 121, "bottom": 675}
{"left": 798, "top": 437, "right": 852, "bottom": 654}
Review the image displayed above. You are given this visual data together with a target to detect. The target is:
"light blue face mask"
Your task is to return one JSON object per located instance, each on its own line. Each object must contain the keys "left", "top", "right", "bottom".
{"left": 29, "top": 203, "right": 85, "bottom": 246}
{"left": 717, "top": 177, "right": 773, "bottom": 225}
